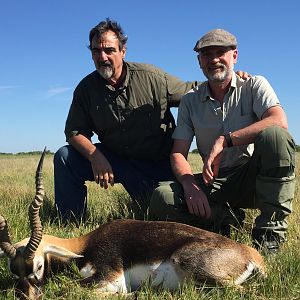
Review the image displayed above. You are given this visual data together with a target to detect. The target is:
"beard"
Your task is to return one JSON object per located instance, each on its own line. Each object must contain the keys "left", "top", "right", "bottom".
{"left": 97, "top": 63, "right": 114, "bottom": 80}
{"left": 203, "top": 63, "right": 233, "bottom": 83}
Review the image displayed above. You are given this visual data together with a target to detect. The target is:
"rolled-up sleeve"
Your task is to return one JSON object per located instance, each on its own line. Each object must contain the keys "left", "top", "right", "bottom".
{"left": 64, "top": 85, "right": 94, "bottom": 141}
{"left": 251, "top": 76, "right": 280, "bottom": 119}
{"left": 165, "top": 73, "right": 199, "bottom": 107}
{"left": 172, "top": 96, "right": 195, "bottom": 143}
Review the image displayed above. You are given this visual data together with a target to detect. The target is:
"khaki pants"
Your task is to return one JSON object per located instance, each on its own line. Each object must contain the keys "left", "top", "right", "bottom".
{"left": 149, "top": 126, "right": 296, "bottom": 241}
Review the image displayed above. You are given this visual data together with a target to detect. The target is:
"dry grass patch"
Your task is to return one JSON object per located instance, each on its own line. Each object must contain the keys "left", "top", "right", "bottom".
{"left": 0, "top": 152, "right": 299, "bottom": 299}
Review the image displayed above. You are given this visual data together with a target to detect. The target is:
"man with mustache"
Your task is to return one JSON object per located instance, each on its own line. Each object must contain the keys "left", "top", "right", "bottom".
{"left": 149, "top": 29, "right": 295, "bottom": 254}
{"left": 54, "top": 18, "right": 194, "bottom": 221}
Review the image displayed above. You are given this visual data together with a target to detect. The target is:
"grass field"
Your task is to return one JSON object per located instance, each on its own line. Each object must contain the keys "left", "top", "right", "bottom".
{"left": 0, "top": 153, "right": 299, "bottom": 299}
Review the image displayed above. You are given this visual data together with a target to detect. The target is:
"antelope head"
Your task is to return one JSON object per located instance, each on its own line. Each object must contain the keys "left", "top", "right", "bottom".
{"left": 0, "top": 150, "right": 46, "bottom": 299}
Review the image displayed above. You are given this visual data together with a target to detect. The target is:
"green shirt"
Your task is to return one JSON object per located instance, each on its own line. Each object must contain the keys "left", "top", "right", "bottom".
{"left": 65, "top": 62, "right": 198, "bottom": 161}
{"left": 173, "top": 73, "right": 280, "bottom": 169}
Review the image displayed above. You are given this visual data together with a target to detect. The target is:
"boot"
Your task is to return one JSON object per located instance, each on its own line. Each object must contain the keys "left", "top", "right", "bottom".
{"left": 252, "top": 173, "right": 295, "bottom": 254}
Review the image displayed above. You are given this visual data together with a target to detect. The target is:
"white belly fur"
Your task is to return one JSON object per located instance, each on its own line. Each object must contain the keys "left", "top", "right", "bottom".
{"left": 125, "top": 261, "right": 184, "bottom": 291}
{"left": 80, "top": 261, "right": 184, "bottom": 293}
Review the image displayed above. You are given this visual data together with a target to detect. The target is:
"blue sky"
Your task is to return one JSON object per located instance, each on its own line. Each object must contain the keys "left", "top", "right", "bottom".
{"left": 1, "top": 0, "right": 299, "bottom": 153}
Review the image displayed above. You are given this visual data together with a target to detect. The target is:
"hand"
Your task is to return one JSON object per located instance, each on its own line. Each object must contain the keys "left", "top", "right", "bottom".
{"left": 89, "top": 149, "right": 114, "bottom": 189}
{"left": 202, "top": 136, "right": 225, "bottom": 185}
{"left": 235, "top": 70, "right": 252, "bottom": 80}
{"left": 181, "top": 176, "right": 211, "bottom": 219}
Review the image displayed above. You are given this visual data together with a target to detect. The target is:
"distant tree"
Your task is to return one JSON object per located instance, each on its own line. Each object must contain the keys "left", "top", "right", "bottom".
{"left": 190, "top": 149, "right": 199, "bottom": 154}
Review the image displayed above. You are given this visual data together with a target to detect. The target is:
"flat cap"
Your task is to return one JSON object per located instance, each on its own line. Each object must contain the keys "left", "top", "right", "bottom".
{"left": 193, "top": 29, "right": 237, "bottom": 52}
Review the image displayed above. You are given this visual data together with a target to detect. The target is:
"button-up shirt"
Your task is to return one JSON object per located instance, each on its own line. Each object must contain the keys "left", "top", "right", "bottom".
{"left": 173, "top": 73, "right": 280, "bottom": 169}
{"left": 65, "top": 61, "right": 198, "bottom": 161}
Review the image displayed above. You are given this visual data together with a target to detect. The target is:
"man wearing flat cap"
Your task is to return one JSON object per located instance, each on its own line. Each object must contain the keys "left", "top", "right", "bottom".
{"left": 150, "top": 29, "right": 295, "bottom": 254}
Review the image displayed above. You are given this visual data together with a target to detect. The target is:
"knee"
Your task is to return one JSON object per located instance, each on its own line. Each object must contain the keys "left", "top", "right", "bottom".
{"left": 257, "top": 126, "right": 294, "bottom": 148}
{"left": 150, "top": 185, "right": 174, "bottom": 207}
{"left": 149, "top": 183, "right": 180, "bottom": 220}
{"left": 54, "top": 145, "right": 69, "bottom": 168}
{"left": 149, "top": 182, "right": 180, "bottom": 212}
{"left": 255, "top": 126, "right": 295, "bottom": 167}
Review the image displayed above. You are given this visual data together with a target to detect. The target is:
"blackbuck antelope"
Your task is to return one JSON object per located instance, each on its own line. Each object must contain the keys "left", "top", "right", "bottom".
{"left": 0, "top": 150, "right": 266, "bottom": 299}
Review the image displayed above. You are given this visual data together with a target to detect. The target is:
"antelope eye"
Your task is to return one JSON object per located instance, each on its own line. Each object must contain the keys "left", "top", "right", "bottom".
{"left": 37, "top": 264, "right": 42, "bottom": 271}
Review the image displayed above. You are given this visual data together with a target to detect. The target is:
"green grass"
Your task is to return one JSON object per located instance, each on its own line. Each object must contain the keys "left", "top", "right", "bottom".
{"left": 0, "top": 153, "right": 299, "bottom": 299}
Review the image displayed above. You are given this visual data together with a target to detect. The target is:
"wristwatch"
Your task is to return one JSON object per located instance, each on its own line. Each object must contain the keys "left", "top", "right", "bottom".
{"left": 223, "top": 132, "right": 233, "bottom": 147}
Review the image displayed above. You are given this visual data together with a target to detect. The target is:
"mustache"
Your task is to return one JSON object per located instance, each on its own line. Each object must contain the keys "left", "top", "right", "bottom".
{"left": 209, "top": 63, "right": 225, "bottom": 68}
{"left": 99, "top": 61, "right": 112, "bottom": 67}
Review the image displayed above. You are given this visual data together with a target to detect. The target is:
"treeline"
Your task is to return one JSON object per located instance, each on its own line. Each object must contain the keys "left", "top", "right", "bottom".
{"left": 0, "top": 150, "right": 54, "bottom": 155}
{"left": 1, "top": 145, "right": 300, "bottom": 156}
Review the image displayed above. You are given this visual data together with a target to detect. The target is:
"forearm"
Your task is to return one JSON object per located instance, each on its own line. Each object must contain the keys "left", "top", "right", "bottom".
{"left": 171, "top": 153, "right": 196, "bottom": 186}
{"left": 229, "top": 107, "right": 288, "bottom": 147}
{"left": 230, "top": 117, "right": 287, "bottom": 147}
{"left": 68, "top": 135, "right": 97, "bottom": 162}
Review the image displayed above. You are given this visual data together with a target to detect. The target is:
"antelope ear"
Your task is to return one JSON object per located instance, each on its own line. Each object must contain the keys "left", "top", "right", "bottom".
{"left": 44, "top": 245, "right": 83, "bottom": 259}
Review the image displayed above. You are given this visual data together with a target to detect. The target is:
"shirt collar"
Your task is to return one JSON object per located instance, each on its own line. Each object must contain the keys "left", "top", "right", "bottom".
{"left": 121, "top": 61, "right": 130, "bottom": 88}
{"left": 203, "top": 71, "right": 237, "bottom": 102}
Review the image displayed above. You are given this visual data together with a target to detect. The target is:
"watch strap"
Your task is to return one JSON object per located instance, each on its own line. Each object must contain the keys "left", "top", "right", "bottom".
{"left": 223, "top": 133, "right": 233, "bottom": 147}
